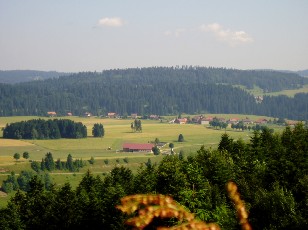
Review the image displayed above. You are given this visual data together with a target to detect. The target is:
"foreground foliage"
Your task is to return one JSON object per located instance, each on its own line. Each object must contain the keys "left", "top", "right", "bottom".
{"left": 0, "top": 124, "right": 307, "bottom": 229}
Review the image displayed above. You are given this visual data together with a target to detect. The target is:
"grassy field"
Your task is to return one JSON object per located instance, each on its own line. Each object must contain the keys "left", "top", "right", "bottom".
{"left": 235, "top": 84, "right": 308, "bottom": 97}
{"left": 0, "top": 114, "right": 284, "bottom": 207}
{"left": 264, "top": 84, "right": 308, "bottom": 97}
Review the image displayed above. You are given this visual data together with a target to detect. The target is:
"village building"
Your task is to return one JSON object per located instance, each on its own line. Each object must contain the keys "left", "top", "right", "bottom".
{"left": 47, "top": 111, "right": 57, "bottom": 117}
{"left": 242, "top": 117, "right": 253, "bottom": 125}
{"left": 84, "top": 112, "right": 92, "bottom": 117}
{"left": 122, "top": 143, "right": 154, "bottom": 153}
{"left": 285, "top": 120, "right": 300, "bottom": 127}
{"left": 192, "top": 115, "right": 203, "bottom": 123}
{"left": 149, "top": 114, "right": 160, "bottom": 120}
{"left": 255, "top": 118, "right": 268, "bottom": 124}
{"left": 131, "top": 113, "right": 138, "bottom": 119}
{"left": 255, "top": 95, "right": 264, "bottom": 103}
{"left": 174, "top": 118, "right": 187, "bottom": 124}
{"left": 228, "top": 118, "right": 240, "bottom": 124}
{"left": 107, "top": 112, "right": 117, "bottom": 118}
{"left": 200, "top": 116, "right": 213, "bottom": 125}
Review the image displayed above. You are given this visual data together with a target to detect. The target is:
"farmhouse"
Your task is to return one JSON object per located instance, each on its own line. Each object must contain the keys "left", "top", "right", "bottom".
{"left": 228, "top": 118, "right": 239, "bottom": 124}
{"left": 285, "top": 120, "right": 300, "bottom": 127}
{"left": 131, "top": 113, "right": 138, "bottom": 119}
{"left": 255, "top": 118, "right": 268, "bottom": 124}
{"left": 149, "top": 114, "right": 160, "bottom": 120}
{"left": 174, "top": 118, "right": 187, "bottom": 124}
{"left": 123, "top": 143, "right": 154, "bottom": 153}
{"left": 84, "top": 112, "right": 92, "bottom": 117}
{"left": 107, "top": 112, "right": 117, "bottom": 118}
{"left": 192, "top": 115, "right": 203, "bottom": 123}
{"left": 47, "top": 111, "right": 57, "bottom": 117}
{"left": 200, "top": 116, "right": 213, "bottom": 125}
{"left": 242, "top": 117, "right": 253, "bottom": 125}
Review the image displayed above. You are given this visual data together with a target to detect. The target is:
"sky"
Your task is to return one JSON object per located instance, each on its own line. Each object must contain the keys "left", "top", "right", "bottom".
{"left": 0, "top": 0, "right": 307, "bottom": 72}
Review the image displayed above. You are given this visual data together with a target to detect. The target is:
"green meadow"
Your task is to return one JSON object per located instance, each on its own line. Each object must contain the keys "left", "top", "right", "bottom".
{"left": 0, "top": 114, "right": 284, "bottom": 206}
{"left": 236, "top": 84, "right": 308, "bottom": 97}
{"left": 0, "top": 114, "right": 282, "bottom": 161}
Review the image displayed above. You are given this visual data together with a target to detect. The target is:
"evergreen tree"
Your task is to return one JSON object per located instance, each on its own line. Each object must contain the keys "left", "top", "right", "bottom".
{"left": 178, "top": 134, "right": 184, "bottom": 142}
{"left": 44, "top": 152, "right": 55, "bottom": 171}
{"left": 31, "top": 161, "right": 41, "bottom": 172}
{"left": 66, "top": 154, "right": 75, "bottom": 172}
{"left": 152, "top": 146, "right": 160, "bottom": 155}
{"left": 55, "top": 158, "right": 63, "bottom": 170}
{"left": 169, "top": 143, "right": 174, "bottom": 154}
{"left": 88, "top": 156, "right": 95, "bottom": 165}
{"left": 92, "top": 123, "right": 104, "bottom": 137}
{"left": 178, "top": 150, "right": 185, "bottom": 160}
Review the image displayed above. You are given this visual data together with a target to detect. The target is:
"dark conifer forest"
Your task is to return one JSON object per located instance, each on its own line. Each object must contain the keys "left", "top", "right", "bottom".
{"left": 3, "top": 119, "right": 87, "bottom": 139}
{"left": 0, "top": 67, "right": 307, "bottom": 120}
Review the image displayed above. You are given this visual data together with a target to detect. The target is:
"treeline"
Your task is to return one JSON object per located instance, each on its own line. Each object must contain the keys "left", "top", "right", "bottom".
{"left": 0, "top": 124, "right": 307, "bottom": 229}
{"left": 0, "top": 67, "right": 307, "bottom": 119}
{"left": 1, "top": 171, "right": 52, "bottom": 193}
{"left": 2, "top": 153, "right": 86, "bottom": 193}
{"left": 3, "top": 119, "right": 87, "bottom": 139}
{"left": 31, "top": 152, "right": 86, "bottom": 173}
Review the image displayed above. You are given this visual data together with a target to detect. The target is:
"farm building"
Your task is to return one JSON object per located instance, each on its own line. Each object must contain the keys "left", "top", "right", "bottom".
{"left": 255, "top": 118, "right": 268, "bottom": 124}
{"left": 108, "top": 112, "right": 117, "bottom": 118}
{"left": 228, "top": 118, "right": 240, "bottom": 124}
{"left": 84, "top": 112, "right": 92, "bottom": 117}
{"left": 47, "top": 111, "right": 57, "bottom": 117}
{"left": 149, "top": 114, "right": 160, "bottom": 120}
{"left": 131, "top": 113, "right": 138, "bottom": 119}
{"left": 123, "top": 143, "right": 154, "bottom": 153}
{"left": 174, "top": 118, "right": 187, "bottom": 124}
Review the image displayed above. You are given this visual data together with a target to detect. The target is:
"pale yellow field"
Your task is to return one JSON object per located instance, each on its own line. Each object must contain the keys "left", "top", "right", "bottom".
{"left": 0, "top": 139, "right": 35, "bottom": 147}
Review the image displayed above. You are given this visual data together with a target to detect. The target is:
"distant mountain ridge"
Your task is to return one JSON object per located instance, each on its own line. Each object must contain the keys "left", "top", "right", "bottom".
{"left": 0, "top": 70, "right": 70, "bottom": 84}
{"left": 0, "top": 68, "right": 307, "bottom": 84}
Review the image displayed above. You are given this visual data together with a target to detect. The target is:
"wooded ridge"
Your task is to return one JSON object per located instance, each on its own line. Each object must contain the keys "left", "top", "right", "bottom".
{"left": 0, "top": 67, "right": 307, "bottom": 119}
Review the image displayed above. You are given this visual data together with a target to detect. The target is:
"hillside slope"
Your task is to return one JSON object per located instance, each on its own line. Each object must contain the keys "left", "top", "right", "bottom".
{"left": 0, "top": 67, "right": 307, "bottom": 120}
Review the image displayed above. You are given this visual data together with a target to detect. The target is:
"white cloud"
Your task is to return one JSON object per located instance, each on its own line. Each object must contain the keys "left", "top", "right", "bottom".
{"left": 200, "top": 23, "right": 253, "bottom": 46}
{"left": 98, "top": 17, "right": 125, "bottom": 27}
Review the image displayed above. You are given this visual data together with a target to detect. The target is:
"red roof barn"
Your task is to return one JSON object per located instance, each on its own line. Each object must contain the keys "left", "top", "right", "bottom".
{"left": 123, "top": 143, "right": 154, "bottom": 152}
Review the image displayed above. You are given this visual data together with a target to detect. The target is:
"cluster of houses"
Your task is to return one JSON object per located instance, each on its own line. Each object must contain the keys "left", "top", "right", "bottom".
{"left": 47, "top": 111, "right": 86, "bottom": 117}
{"left": 169, "top": 115, "right": 269, "bottom": 126}
{"left": 47, "top": 111, "right": 162, "bottom": 120}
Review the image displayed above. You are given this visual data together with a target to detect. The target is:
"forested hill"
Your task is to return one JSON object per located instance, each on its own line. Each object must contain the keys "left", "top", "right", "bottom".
{"left": 0, "top": 67, "right": 307, "bottom": 120}
{"left": 0, "top": 70, "right": 69, "bottom": 84}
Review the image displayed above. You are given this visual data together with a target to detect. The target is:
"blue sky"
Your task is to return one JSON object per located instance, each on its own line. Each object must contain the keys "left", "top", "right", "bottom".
{"left": 0, "top": 0, "right": 307, "bottom": 72}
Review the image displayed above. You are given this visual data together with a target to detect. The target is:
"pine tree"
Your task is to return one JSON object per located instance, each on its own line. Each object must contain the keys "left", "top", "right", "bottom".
{"left": 178, "top": 134, "right": 184, "bottom": 142}
{"left": 66, "top": 154, "right": 75, "bottom": 172}
{"left": 92, "top": 123, "right": 104, "bottom": 137}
